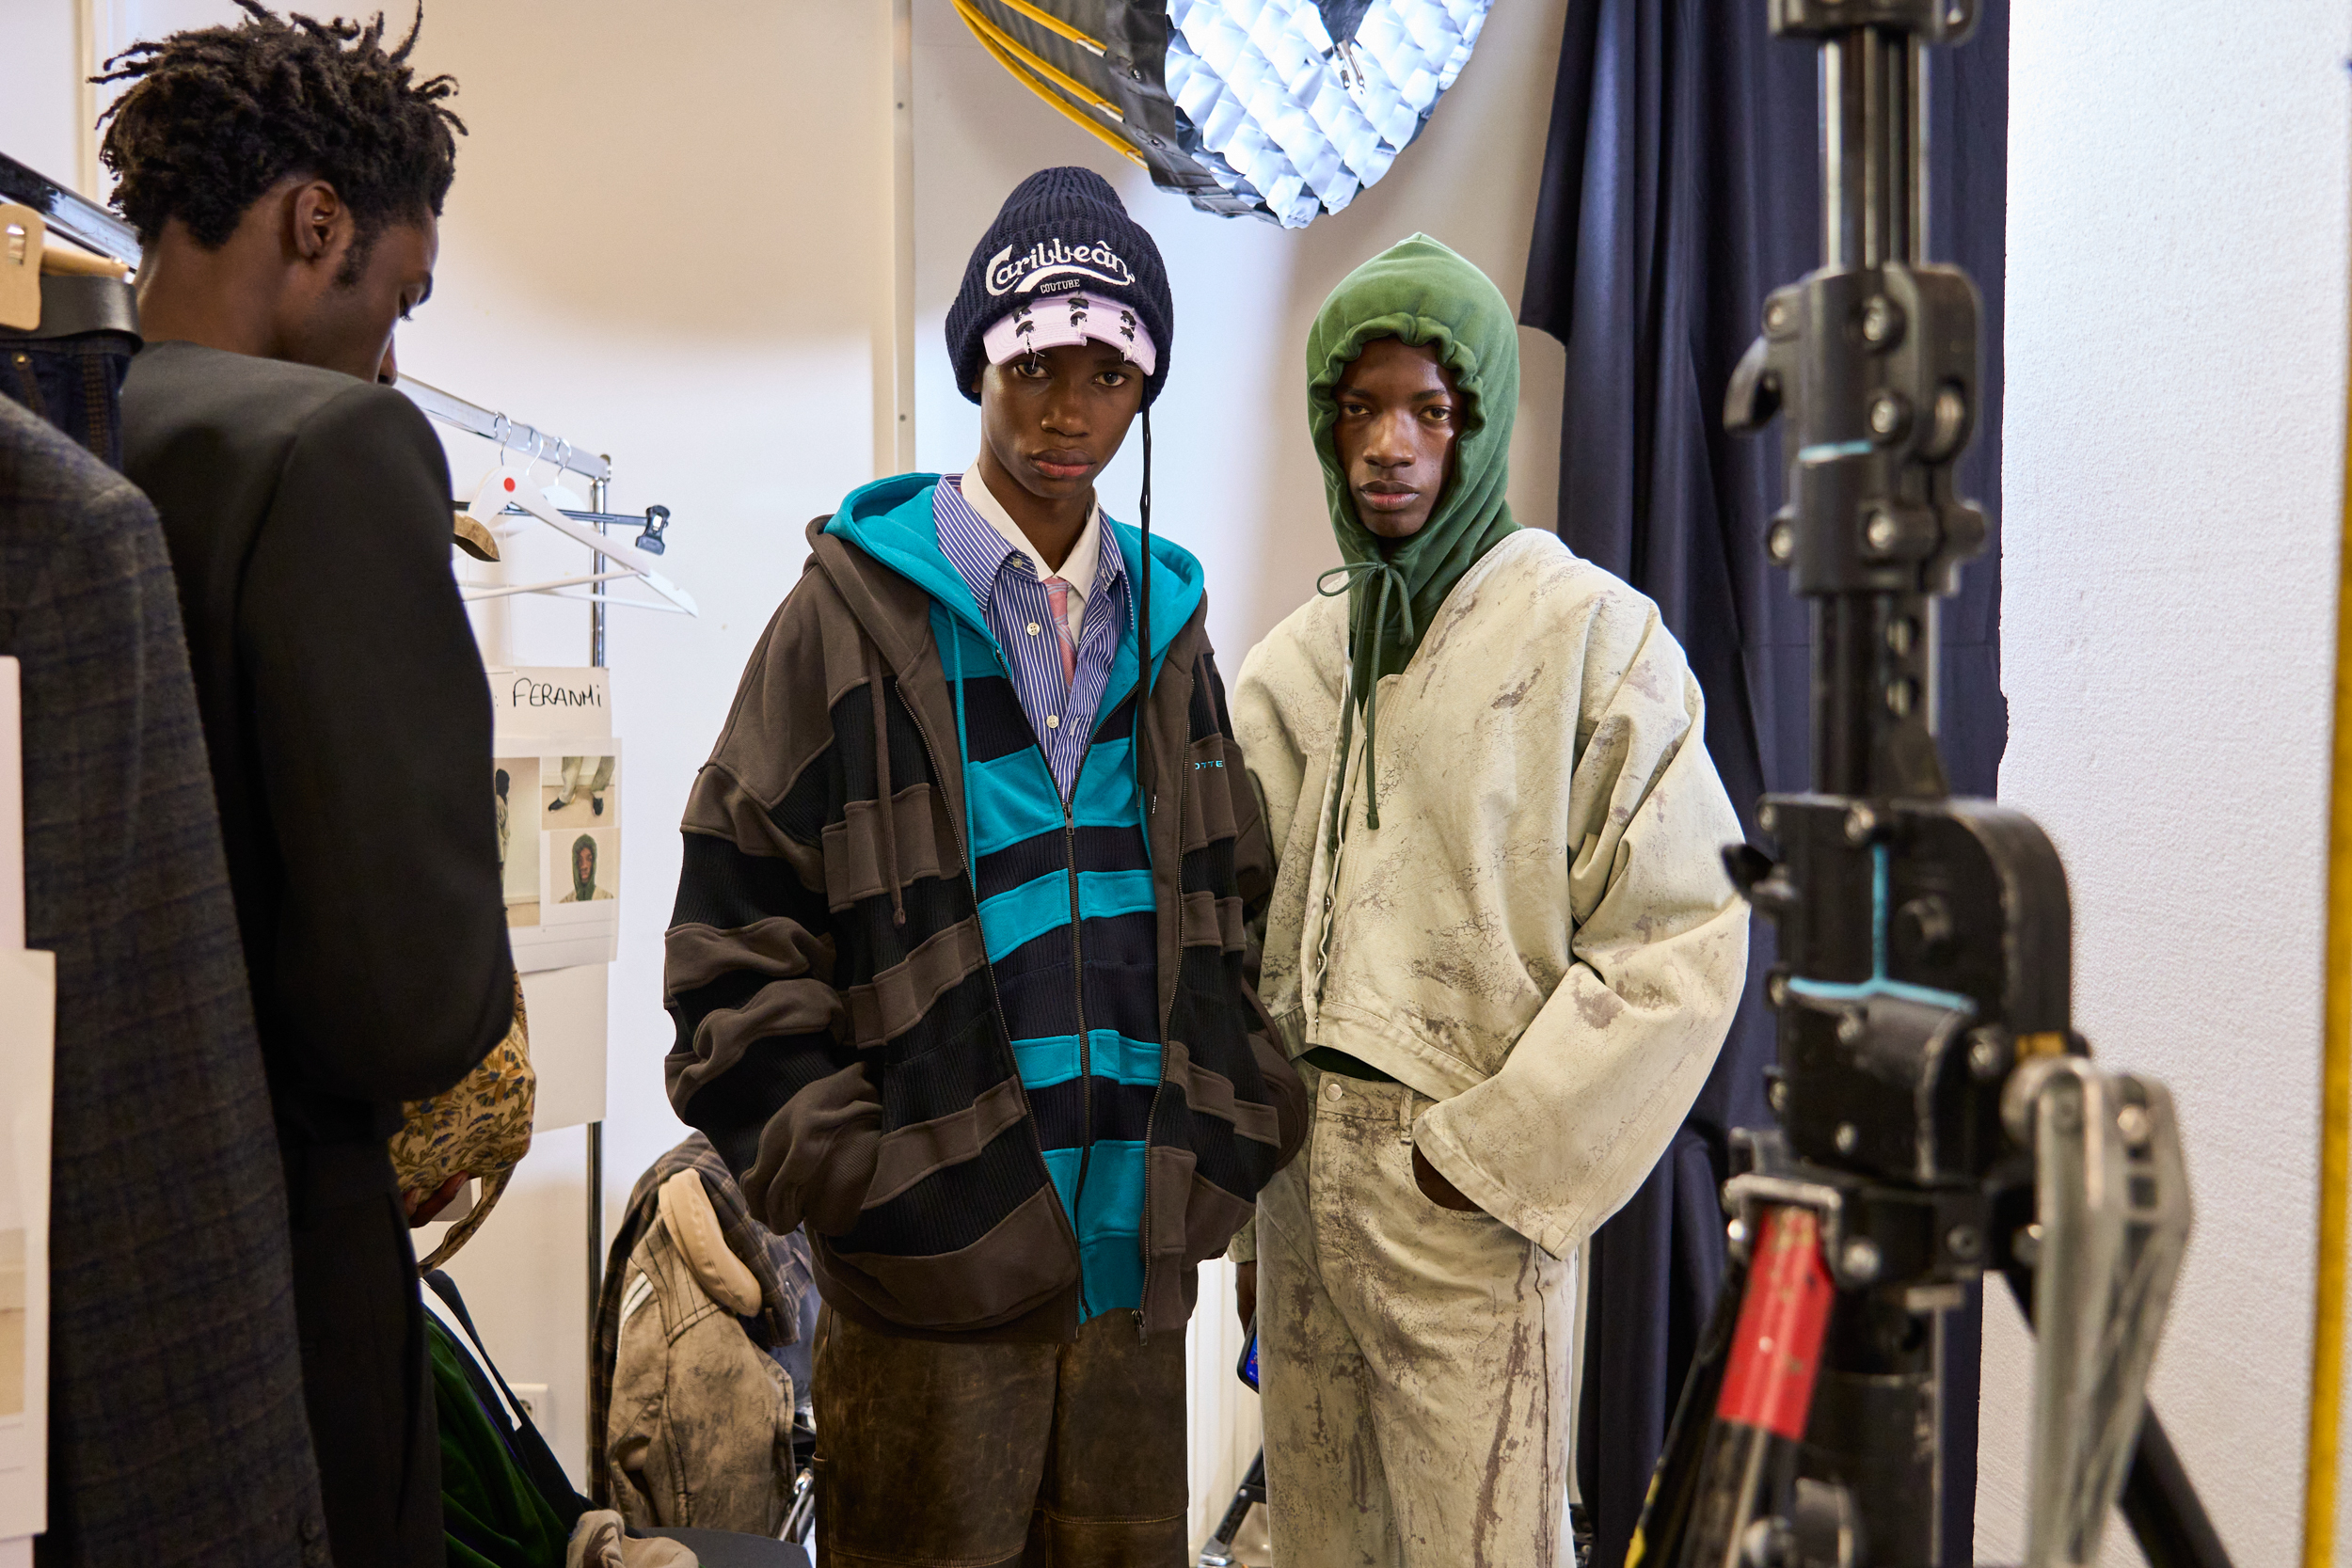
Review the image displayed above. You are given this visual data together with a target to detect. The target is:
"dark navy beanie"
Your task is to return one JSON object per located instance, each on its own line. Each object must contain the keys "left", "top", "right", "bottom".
{"left": 946, "top": 166, "right": 1174, "bottom": 407}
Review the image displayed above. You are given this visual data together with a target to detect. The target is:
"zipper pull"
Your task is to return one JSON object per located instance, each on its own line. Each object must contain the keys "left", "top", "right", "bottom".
{"left": 1134, "top": 1307, "right": 1148, "bottom": 1342}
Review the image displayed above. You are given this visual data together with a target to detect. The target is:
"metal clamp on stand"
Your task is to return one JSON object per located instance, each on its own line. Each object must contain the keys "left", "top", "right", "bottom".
{"left": 1626, "top": 5, "right": 2230, "bottom": 1566}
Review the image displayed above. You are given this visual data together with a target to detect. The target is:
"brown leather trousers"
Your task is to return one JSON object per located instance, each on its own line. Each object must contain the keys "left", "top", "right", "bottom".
{"left": 812, "top": 1305, "right": 1189, "bottom": 1566}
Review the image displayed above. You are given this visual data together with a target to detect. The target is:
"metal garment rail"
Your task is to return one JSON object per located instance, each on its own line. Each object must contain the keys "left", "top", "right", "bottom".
{"left": 0, "top": 148, "right": 139, "bottom": 264}
{"left": 398, "top": 376, "right": 612, "bottom": 485}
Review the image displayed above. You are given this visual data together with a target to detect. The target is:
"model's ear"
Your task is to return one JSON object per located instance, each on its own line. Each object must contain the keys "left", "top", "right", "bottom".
{"left": 286, "top": 180, "right": 347, "bottom": 266}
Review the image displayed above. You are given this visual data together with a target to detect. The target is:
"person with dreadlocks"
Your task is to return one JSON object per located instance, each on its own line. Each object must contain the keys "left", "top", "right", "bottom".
{"left": 104, "top": 8, "right": 512, "bottom": 1564}
{"left": 661, "top": 166, "right": 1302, "bottom": 1562}
{"left": 1228, "top": 236, "right": 1750, "bottom": 1566}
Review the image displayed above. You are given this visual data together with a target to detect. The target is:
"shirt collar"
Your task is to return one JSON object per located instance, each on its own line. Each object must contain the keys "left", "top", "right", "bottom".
{"left": 957, "top": 464, "right": 1118, "bottom": 604}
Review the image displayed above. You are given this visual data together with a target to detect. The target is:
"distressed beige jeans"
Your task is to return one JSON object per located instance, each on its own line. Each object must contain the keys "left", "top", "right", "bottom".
{"left": 1258, "top": 1065, "right": 1572, "bottom": 1568}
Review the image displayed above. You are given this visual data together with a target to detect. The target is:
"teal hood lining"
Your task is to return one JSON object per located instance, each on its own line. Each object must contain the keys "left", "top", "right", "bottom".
{"left": 826, "top": 472, "right": 1204, "bottom": 879}
{"left": 823, "top": 474, "right": 1202, "bottom": 673}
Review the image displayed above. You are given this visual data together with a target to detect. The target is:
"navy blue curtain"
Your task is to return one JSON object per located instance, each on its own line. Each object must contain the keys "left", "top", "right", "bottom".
{"left": 1520, "top": 6, "right": 2008, "bottom": 1567}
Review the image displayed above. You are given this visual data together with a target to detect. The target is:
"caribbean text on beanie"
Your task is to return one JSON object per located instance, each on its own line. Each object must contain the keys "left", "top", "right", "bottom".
{"left": 946, "top": 166, "right": 1174, "bottom": 407}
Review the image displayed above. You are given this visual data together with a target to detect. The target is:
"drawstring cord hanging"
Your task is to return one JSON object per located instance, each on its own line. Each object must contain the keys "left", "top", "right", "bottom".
{"left": 1133, "top": 404, "right": 1155, "bottom": 837}
{"left": 950, "top": 631, "right": 977, "bottom": 893}
{"left": 1315, "top": 557, "right": 1416, "bottom": 830}
{"left": 866, "top": 642, "right": 906, "bottom": 927}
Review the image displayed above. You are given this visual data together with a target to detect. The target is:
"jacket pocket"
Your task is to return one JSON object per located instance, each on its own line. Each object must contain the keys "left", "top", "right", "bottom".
{"left": 1145, "top": 1144, "right": 1254, "bottom": 1272}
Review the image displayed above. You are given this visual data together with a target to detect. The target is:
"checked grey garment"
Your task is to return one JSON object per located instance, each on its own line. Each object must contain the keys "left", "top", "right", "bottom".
{"left": 1, "top": 397, "right": 327, "bottom": 1565}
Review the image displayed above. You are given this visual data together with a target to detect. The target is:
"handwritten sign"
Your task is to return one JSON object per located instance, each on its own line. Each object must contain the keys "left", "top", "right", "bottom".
{"left": 485, "top": 667, "right": 612, "bottom": 742}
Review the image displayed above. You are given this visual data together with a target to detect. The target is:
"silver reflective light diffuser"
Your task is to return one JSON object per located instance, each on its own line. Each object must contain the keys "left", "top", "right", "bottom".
{"left": 954, "top": 0, "right": 1492, "bottom": 229}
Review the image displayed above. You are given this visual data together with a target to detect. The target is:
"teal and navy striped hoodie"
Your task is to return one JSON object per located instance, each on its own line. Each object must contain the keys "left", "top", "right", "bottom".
{"left": 663, "top": 479, "right": 1305, "bottom": 1341}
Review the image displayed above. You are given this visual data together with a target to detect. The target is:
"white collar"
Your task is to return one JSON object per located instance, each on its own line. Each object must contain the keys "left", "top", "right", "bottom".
{"left": 961, "top": 462, "right": 1103, "bottom": 619}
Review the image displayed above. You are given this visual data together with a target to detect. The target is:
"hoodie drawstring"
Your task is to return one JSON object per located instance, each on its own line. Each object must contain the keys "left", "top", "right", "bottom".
{"left": 1316, "top": 557, "right": 1416, "bottom": 831}
{"left": 1132, "top": 404, "right": 1155, "bottom": 842}
{"left": 949, "top": 629, "right": 978, "bottom": 893}
{"left": 866, "top": 641, "right": 906, "bottom": 927}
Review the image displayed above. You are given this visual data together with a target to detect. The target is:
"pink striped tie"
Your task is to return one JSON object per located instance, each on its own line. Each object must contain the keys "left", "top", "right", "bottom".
{"left": 1042, "top": 578, "right": 1078, "bottom": 688}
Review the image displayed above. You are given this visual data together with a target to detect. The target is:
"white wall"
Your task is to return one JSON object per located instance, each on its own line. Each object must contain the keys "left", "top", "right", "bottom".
{"left": 0, "top": 0, "right": 81, "bottom": 192}
{"left": 1989, "top": 5, "right": 2352, "bottom": 1564}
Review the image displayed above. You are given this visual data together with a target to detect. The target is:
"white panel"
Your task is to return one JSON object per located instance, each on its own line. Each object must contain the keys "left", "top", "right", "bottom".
{"left": 523, "top": 964, "right": 608, "bottom": 1134}
{"left": 1995, "top": 5, "right": 2352, "bottom": 1563}
{"left": 0, "top": 950, "right": 56, "bottom": 1544}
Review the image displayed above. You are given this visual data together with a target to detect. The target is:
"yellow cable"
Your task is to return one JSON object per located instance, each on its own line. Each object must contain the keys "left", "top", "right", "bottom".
{"left": 975, "top": 31, "right": 1145, "bottom": 167}
{"left": 2304, "top": 236, "right": 2352, "bottom": 1567}
{"left": 977, "top": 0, "right": 1105, "bottom": 57}
{"left": 952, "top": 0, "right": 1124, "bottom": 123}
{"left": 955, "top": 2, "right": 1144, "bottom": 167}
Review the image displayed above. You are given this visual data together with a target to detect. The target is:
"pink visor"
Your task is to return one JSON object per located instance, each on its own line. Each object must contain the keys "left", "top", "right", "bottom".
{"left": 981, "top": 291, "right": 1158, "bottom": 376}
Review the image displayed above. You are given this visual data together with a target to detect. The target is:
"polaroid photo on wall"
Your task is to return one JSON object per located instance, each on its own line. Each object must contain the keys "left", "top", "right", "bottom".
{"left": 540, "top": 752, "right": 619, "bottom": 832}
{"left": 493, "top": 757, "right": 541, "bottom": 929}
{"left": 506, "top": 739, "right": 620, "bottom": 971}
{"left": 548, "top": 824, "right": 618, "bottom": 910}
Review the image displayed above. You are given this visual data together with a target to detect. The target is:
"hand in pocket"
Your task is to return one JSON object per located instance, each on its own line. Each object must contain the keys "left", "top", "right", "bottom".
{"left": 1410, "top": 1144, "right": 1481, "bottom": 1212}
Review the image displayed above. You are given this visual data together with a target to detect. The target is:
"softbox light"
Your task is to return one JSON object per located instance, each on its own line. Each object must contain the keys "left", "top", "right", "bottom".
{"left": 954, "top": 0, "right": 1492, "bottom": 229}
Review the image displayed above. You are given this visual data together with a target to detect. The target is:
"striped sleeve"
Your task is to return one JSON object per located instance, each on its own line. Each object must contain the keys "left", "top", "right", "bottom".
{"left": 664, "top": 599, "right": 877, "bottom": 1238}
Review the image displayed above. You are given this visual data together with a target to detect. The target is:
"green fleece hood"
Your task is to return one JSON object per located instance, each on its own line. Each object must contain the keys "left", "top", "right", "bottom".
{"left": 1307, "top": 233, "right": 1519, "bottom": 824}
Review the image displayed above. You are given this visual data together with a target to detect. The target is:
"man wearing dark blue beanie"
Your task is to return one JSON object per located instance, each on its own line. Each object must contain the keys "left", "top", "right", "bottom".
{"left": 661, "top": 166, "right": 1303, "bottom": 1563}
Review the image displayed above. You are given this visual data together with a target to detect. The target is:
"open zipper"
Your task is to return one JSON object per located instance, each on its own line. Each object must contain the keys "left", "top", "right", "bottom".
{"left": 1062, "top": 790, "right": 1095, "bottom": 1307}
{"left": 900, "top": 641, "right": 1088, "bottom": 1306}
{"left": 827, "top": 532, "right": 1180, "bottom": 1337}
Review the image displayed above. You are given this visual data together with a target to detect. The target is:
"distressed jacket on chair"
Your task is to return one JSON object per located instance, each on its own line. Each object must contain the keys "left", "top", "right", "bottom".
{"left": 609, "top": 1170, "right": 797, "bottom": 1535}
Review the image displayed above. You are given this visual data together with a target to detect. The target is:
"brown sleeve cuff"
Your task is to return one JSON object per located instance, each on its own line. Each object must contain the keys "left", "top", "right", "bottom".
{"left": 744, "top": 1061, "right": 882, "bottom": 1236}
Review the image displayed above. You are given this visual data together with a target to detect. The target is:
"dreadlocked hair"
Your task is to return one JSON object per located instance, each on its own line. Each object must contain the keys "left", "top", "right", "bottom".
{"left": 96, "top": 1, "right": 465, "bottom": 253}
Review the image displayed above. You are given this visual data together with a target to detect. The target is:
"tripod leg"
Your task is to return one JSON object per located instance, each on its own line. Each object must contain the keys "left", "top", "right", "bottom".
{"left": 1642, "top": 1206, "right": 1836, "bottom": 1568}
{"left": 1998, "top": 1268, "right": 2233, "bottom": 1568}
{"left": 1623, "top": 1242, "right": 1752, "bottom": 1567}
{"left": 2121, "top": 1412, "right": 2232, "bottom": 1568}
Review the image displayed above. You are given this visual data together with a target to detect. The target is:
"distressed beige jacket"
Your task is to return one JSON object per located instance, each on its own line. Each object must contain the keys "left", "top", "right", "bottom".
{"left": 1232, "top": 530, "right": 1748, "bottom": 1260}
{"left": 607, "top": 1172, "right": 795, "bottom": 1534}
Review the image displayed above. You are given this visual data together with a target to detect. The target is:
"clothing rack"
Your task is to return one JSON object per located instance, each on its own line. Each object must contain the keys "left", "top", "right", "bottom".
{"left": 401, "top": 377, "right": 612, "bottom": 485}
{"left": 0, "top": 149, "right": 138, "bottom": 265}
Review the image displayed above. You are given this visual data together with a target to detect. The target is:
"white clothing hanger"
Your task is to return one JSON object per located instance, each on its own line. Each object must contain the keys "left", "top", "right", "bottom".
{"left": 457, "top": 450, "right": 699, "bottom": 617}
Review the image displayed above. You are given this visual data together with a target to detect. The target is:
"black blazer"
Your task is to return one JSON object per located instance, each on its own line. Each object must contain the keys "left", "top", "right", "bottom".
{"left": 123, "top": 341, "right": 514, "bottom": 1155}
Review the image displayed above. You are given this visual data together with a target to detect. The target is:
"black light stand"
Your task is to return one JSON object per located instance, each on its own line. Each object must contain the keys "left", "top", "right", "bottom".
{"left": 1625, "top": 5, "right": 2232, "bottom": 1566}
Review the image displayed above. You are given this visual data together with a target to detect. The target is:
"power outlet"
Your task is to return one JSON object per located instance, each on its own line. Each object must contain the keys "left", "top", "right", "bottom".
{"left": 509, "top": 1382, "right": 550, "bottom": 1432}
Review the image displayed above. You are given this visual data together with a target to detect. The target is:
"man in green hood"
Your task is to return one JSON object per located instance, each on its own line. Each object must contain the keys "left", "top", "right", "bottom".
{"left": 558, "top": 833, "right": 612, "bottom": 902}
{"left": 1229, "top": 236, "right": 1750, "bottom": 1564}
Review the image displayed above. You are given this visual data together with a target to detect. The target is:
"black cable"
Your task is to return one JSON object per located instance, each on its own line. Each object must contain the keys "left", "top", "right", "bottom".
{"left": 1136, "top": 404, "right": 1154, "bottom": 825}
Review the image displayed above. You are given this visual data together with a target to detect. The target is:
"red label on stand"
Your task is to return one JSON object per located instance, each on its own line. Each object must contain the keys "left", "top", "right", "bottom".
{"left": 1715, "top": 1206, "right": 1836, "bottom": 1439}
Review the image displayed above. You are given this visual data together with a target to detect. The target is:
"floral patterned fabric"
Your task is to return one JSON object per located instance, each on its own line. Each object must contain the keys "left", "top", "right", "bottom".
{"left": 392, "top": 972, "right": 534, "bottom": 1271}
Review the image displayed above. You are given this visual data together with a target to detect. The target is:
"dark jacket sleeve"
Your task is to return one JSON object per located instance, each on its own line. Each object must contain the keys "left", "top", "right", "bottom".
{"left": 664, "top": 588, "right": 873, "bottom": 1238}
{"left": 1200, "top": 647, "right": 1308, "bottom": 1171}
{"left": 238, "top": 383, "right": 514, "bottom": 1104}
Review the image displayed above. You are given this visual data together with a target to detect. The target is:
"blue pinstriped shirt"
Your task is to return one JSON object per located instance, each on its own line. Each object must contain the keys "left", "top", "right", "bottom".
{"left": 934, "top": 475, "right": 1130, "bottom": 799}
